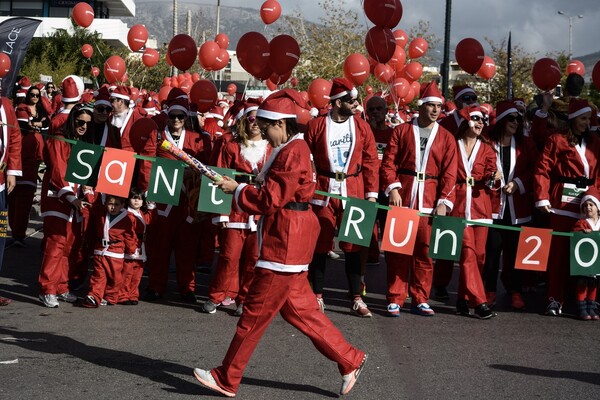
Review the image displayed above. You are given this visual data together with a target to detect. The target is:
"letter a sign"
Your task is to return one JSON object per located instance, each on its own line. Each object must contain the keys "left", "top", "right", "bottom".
{"left": 338, "top": 198, "right": 378, "bottom": 247}
{"left": 570, "top": 232, "right": 600, "bottom": 276}
{"left": 428, "top": 215, "right": 464, "bottom": 261}
{"left": 198, "top": 167, "right": 233, "bottom": 214}
{"left": 380, "top": 207, "right": 420, "bottom": 255}
{"left": 95, "top": 148, "right": 136, "bottom": 198}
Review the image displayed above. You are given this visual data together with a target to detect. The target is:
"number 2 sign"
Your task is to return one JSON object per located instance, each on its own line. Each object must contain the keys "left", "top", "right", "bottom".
{"left": 515, "top": 227, "right": 552, "bottom": 271}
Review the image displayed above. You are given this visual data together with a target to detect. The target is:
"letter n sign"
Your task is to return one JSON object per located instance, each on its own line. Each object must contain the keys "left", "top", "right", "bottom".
{"left": 428, "top": 215, "right": 464, "bottom": 261}
{"left": 198, "top": 167, "right": 233, "bottom": 214}
{"left": 338, "top": 198, "right": 378, "bottom": 247}
{"left": 65, "top": 141, "right": 103, "bottom": 186}
{"left": 147, "top": 157, "right": 184, "bottom": 205}
{"left": 570, "top": 232, "right": 600, "bottom": 276}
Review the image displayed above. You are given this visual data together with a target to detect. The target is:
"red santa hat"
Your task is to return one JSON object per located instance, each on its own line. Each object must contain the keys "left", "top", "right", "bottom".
{"left": 18, "top": 76, "right": 31, "bottom": 90}
{"left": 513, "top": 97, "right": 526, "bottom": 109}
{"left": 581, "top": 187, "right": 600, "bottom": 214}
{"left": 458, "top": 105, "right": 484, "bottom": 127}
{"left": 568, "top": 98, "right": 592, "bottom": 120}
{"left": 142, "top": 95, "right": 159, "bottom": 115}
{"left": 444, "top": 100, "right": 457, "bottom": 113}
{"left": 94, "top": 86, "right": 112, "bottom": 108}
{"left": 110, "top": 85, "right": 131, "bottom": 101}
{"left": 494, "top": 100, "right": 519, "bottom": 123}
{"left": 329, "top": 77, "right": 358, "bottom": 101}
{"left": 80, "top": 91, "right": 94, "bottom": 104}
{"left": 222, "top": 100, "right": 246, "bottom": 127}
{"left": 417, "top": 81, "right": 443, "bottom": 106}
{"left": 61, "top": 77, "right": 81, "bottom": 103}
{"left": 453, "top": 84, "right": 476, "bottom": 101}
{"left": 243, "top": 97, "right": 262, "bottom": 116}
{"left": 256, "top": 88, "right": 307, "bottom": 121}
{"left": 15, "top": 104, "right": 31, "bottom": 122}
{"left": 15, "top": 89, "right": 27, "bottom": 99}
{"left": 167, "top": 97, "right": 189, "bottom": 115}
{"left": 209, "top": 105, "right": 225, "bottom": 126}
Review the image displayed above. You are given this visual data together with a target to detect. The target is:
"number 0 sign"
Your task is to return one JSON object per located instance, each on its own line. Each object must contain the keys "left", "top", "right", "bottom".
{"left": 515, "top": 227, "right": 552, "bottom": 271}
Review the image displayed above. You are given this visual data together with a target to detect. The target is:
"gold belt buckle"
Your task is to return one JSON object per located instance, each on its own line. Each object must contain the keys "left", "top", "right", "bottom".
{"left": 0, "top": 162, "right": 6, "bottom": 172}
{"left": 467, "top": 176, "right": 475, "bottom": 187}
{"left": 335, "top": 172, "right": 345, "bottom": 182}
{"left": 416, "top": 171, "right": 425, "bottom": 182}
{"left": 248, "top": 175, "right": 255, "bottom": 184}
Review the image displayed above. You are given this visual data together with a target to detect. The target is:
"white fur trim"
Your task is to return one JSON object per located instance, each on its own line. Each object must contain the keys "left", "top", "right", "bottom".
{"left": 496, "top": 107, "right": 518, "bottom": 122}
{"left": 569, "top": 106, "right": 592, "bottom": 120}
{"left": 454, "top": 87, "right": 476, "bottom": 100}
{"left": 256, "top": 109, "right": 296, "bottom": 120}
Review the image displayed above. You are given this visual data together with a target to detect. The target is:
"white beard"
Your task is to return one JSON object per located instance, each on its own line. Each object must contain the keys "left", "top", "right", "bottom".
{"left": 241, "top": 139, "right": 268, "bottom": 168}
{"left": 111, "top": 111, "right": 127, "bottom": 129}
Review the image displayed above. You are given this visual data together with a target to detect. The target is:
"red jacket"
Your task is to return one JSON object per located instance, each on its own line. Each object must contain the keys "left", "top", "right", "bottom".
{"left": 0, "top": 97, "right": 22, "bottom": 191}
{"left": 90, "top": 209, "right": 136, "bottom": 259}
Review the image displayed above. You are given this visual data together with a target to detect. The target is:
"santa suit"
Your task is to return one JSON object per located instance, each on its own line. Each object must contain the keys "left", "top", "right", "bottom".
{"left": 91, "top": 121, "right": 121, "bottom": 149}
{"left": 207, "top": 139, "right": 271, "bottom": 306}
{"left": 379, "top": 119, "right": 457, "bottom": 307}
{"left": 483, "top": 136, "right": 538, "bottom": 294}
{"left": 113, "top": 106, "right": 147, "bottom": 151}
{"left": 439, "top": 112, "right": 462, "bottom": 136}
{"left": 86, "top": 209, "right": 136, "bottom": 306}
{"left": 38, "top": 135, "right": 84, "bottom": 296}
{"left": 146, "top": 127, "right": 210, "bottom": 296}
{"left": 534, "top": 132, "right": 600, "bottom": 304}
{"left": 447, "top": 138, "right": 496, "bottom": 307}
{"left": 210, "top": 135, "right": 365, "bottom": 394}
{"left": 119, "top": 206, "right": 154, "bottom": 303}
{"left": 49, "top": 108, "right": 71, "bottom": 137}
{"left": 572, "top": 217, "right": 600, "bottom": 302}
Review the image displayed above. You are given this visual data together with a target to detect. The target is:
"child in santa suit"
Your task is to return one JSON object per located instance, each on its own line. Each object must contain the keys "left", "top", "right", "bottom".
{"left": 572, "top": 190, "right": 600, "bottom": 321}
{"left": 118, "top": 188, "right": 155, "bottom": 305}
{"left": 193, "top": 89, "right": 367, "bottom": 398}
{"left": 83, "top": 195, "right": 136, "bottom": 307}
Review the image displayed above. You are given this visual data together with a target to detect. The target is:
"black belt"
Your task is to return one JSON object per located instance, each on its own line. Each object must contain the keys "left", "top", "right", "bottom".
{"left": 317, "top": 164, "right": 361, "bottom": 182}
{"left": 558, "top": 176, "right": 594, "bottom": 189}
{"left": 101, "top": 239, "right": 121, "bottom": 247}
{"left": 283, "top": 202, "right": 309, "bottom": 211}
{"left": 456, "top": 177, "right": 484, "bottom": 187}
{"left": 397, "top": 168, "right": 438, "bottom": 181}
{"left": 235, "top": 175, "right": 256, "bottom": 184}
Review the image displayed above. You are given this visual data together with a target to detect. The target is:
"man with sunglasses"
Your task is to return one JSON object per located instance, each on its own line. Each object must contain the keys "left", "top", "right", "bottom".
{"left": 306, "top": 77, "right": 379, "bottom": 318}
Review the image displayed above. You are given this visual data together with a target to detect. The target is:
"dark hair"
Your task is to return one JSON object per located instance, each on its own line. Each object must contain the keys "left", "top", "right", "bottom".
{"left": 256, "top": 117, "right": 300, "bottom": 138}
{"left": 26, "top": 86, "right": 48, "bottom": 120}
{"left": 487, "top": 115, "right": 524, "bottom": 145}
{"left": 565, "top": 73, "right": 584, "bottom": 97}
{"left": 64, "top": 103, "right": 93, "bottom": 141}
{"left": 105, "top": 194, "right": 125, "bottom": 205}
{"left": 128, "top": 186, "right": 148, "bottom": 210}
{"left": 456, "top": 119, "right": 491, "bottom": 146}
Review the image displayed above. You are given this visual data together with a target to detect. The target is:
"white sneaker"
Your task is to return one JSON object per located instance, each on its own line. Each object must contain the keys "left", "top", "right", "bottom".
{"left": 387, "top": 303, "right": 401, "bottom": 317}
{"left": 193, "top": 368, "right": 236, "bottom": 397}
{"left": 56, "top": 292, "right": 78, "bottom": 303}
{"left": 327, "top": 250, "right": 340, "bottom": 260}
{"left": 340, "top": 353, "right": 368, "bottom": 395}
{"left": 317, "top": 297, "right": 326, "bottom": 313}
{"left": 39, "top": 294, "right": 59, "bottom": 308}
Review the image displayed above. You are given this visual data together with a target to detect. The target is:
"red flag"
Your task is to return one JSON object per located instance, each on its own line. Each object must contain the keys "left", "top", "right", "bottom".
{"left": 515, "top": 227, "right": 552, "bottom": 271}
{"left": 380, "top": 207, "right": 420, "bottom": 255}
{"left": 95, "top": 148, "right": 136, "bottom": 198}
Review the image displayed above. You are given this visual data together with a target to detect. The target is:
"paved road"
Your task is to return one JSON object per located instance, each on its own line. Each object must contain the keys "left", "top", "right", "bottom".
{"left": 1, "top": 213, "right": 599, "bottom": 399}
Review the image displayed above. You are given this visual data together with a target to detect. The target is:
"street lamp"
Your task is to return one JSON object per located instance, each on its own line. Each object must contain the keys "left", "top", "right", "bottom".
{"left": 557, "top": 11, "right": 583, "bottom": 60}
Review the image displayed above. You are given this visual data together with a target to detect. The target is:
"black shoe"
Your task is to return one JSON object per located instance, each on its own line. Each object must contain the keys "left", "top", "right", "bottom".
{"left": 118, "top": 300, "right": 132, "bottom": 305}
{"left": 435, "top": 286, "right": 449, "bottom": 300}
{"left": 474, "top": 303, "right": 495, "bottom": 320}
{"left": 144, "top": 291, "right": 162, "bottom": 302}
{"left": 181, "top": 291, "right": 197, "bottom": 303}
{"left": 456, "top": 299, "right": 469, "bottom": 316}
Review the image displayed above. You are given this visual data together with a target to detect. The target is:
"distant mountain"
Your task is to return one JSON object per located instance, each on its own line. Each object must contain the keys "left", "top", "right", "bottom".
{"left": 576, "top": 51, "right": 599, "bottom": 80}
{"left": 123, "top": 1, "right": 291, "bottom": 49}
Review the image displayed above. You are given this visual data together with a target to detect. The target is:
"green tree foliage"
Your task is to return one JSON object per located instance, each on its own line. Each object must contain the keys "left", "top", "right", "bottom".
{"left": 125, "top": 44, "right": 171, "bottom": 93}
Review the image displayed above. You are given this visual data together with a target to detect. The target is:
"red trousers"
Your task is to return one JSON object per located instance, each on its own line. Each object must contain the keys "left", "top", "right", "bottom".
{"left": 7, "top": 184, "right": 35, "bottom": 240}
{"left": 547, "top": 214, "right": 577, "bottom": 303}
{"left": 88, "top": 255, "right": 125, "bottom": 305}
{"left": 208, "top": 228, "right": 257, "bottom": 305}
{"left": 457, "top": 226, "right": 488, "bottom": 307}
{"left": 313, "top": 198, "right": 363, "bottom": 253}
{"left": 119, "top": 259, "right": 144, "bottom": 302}
{"left": 575, "top": 277, "right": 598, "bottom": 301}
{"left": 38, "top": 216, "right": 81, "bottom": 295}
{"left": 211, "top": 269, "right": 365, "bottom": 394}
{"left": 385, "top": 217, "right": 434, "bottom": 306}
{"left": 146, "top": 207, "right": 200, "bottom": 295}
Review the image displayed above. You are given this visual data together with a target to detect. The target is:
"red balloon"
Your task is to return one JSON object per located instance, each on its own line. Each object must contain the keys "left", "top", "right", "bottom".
{"left": 391, "top": 77, "right": 410, "bottom": 99}
{"left": 290, "top": 77, "right": 298, "bottom": 87}
{"left": 393, "top": 29, "right": 408, "bottom": 48}
{"left": 402, "top": 61, "right": 423, "bottom": 81}
{"left": 191, "top": 72, "right": 200, "bottom": 83}
{"left": 198, "top": 41, "right": 221, "bottom": 70}
{"left": 0, "top": 53, "right": 9, "bottom": 78}
{"left": 158, "top": 85, "right": 172, "bottom": 103}
{"left": 142, "top": 48, "right": 159, "bottom": 67}
{"left": 179, "top": 80, "right": 192, "bottom": 94}
{"left": 72, "top": 2, "right": 94, "bottom": 28}
{"left": 162, "top": 77, "right": 171, "bottom": 87}
{"left": 408, "top": 37, "right": 428, "bottom": 59}
{"left": 167, "top": 34, "right": 197, "bottom": 71}
{"left": 260, "top": 0, "right": 282, "bottom": 25}
{"left": 227, "top": 83, "right": 237, "bottom": 95}
{"left": 91, "top": 66, "right": 100, "bottom": 77}
{"left": 593, "top": 61, "right": 600, "bottom": 91}
{"left": 410, "top": 80, "right": 421, "bottom": 97}
{"left": 270, "top": 70, "right": 292, "bottom": 86}
{"left": 215, "top": 33, "right": 230, "bottom": 49}
{"left": 269, "top": 35, "right": 300, "bottom": 75}
{"left": 81, "top": 44, "right": 93, "bottom": 59}
{"left": 455, "top": 38, "right": 485, "bottom": 75}
{"left": 212, "top": 48, "right": 230, "bottom": 71}
{"left": 477, "top": 56, "right": 496, "bottom": 80}
{"left": 254, "top": 64, "right": 273, "bottom": 81}
{"left": 389, "top": 46, "right": 406, "bottom": 73}
{"left": 170, "top": 76, "right": 179, "bottom": 88}
{"left": 121, "top": 73, "right": 129, "bottom": 83}
{"left": 566, "top": 60, "right": 585, "bottom": 76}
{"left": 531, "top": 58, "right": 562, "bottom": 91}
{"left": 266, "top": 79, "right": 278, "bottom": 91}
{"left": 308, "top": 78, "right": 332, "bottom": 109}
{"left": 127, "top": 24, "right": 148, "bottom": 52}
{"left": 363, "top": 0, "right": 402, "bottom": 29}
{"left": 103, "top": 55, "right": 126, "bottom": 84}
{"left": 398, "top": 87, "right": 415, "bottom": 106}
{"left": 165, "top": 52, "right": 173, "bottom": 66}
{"left": 295, "top": 104, "right": 311, "bottom": 127}
{"left": 374, "top": 63, "right": 394, "bottom": 83}
{"left": 365, "top": 85, "right": 373, "bottom": 95}
{"left": 343, "top": 53, "right": 370, "bottom": 86}
{"left": 190, "top": 79, "right": 218, "bottom": 112}
{"left": 129, "top": 86, "right": 140, "bottom": 102}
{"left": 236, "top": 32, "right": 270, "bottom": 77}
{"left": 365, "top": 27, "right": 396, "bottom": 64}
{"left": 299, "top": 91, "right": 309, "bottom": 103}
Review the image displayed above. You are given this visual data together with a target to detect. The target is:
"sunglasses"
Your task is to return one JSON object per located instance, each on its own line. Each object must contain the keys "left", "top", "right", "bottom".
{"left": 470, "top": 115, "right": 484, "bottom": 122}
{"left": 505, "top": 114, "right": 522, "bottom": 123}
{"left": 462, "top": 95, "right": 477, "bottom": 102}
{"left": 342, "top": 97, "right": 358, "bottom": 104}
{"left": 95, "top": 105, "right": 112, "bottom": 113}
{"left": 75, "top": 119, "right": 90, "bottom": 127}
{"left": 168, "top": 114, "right": 186, "bottom": 121}
{"left": 247, "top": 115, "right": 257, "bottom": 124}
{"left": 29, "top": 93, "right": 40, "bottom": 98}
{"left": 47, "top": 86, "right": 55, "bottom": 90}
